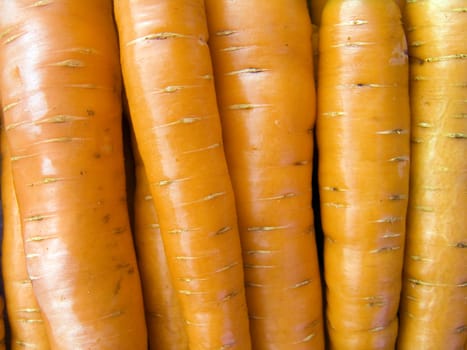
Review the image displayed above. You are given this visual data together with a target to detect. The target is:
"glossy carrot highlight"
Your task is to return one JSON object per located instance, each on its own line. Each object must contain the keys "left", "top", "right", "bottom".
{"left": 309, "top": 0, "right": 405, "bottom": 21}
{"left": 114, "top": 1, "right": 251, "bottom": 348}
{"left": 205, "top": 1, "right": 324, "bottom": 349}
{"left": 317, "top": 0, "right": 410, "bottom": 348}
{"left": 132, "top": 140, "right": 189, "bottom": 350}
{"left": 398, "top": 1, "right": 467, "bottom": 349}
{"left": 0, "top": 1, "right": 147, "bottom": 348}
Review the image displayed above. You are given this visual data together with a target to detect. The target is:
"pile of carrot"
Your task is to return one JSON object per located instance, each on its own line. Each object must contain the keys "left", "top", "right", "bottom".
{"left": 0, "top": 1, "right": 464, "bottom": 349}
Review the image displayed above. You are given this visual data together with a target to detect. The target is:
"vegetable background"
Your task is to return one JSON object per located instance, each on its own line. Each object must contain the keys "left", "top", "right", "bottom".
{"left": 0, "top": 0, "right": 465, "bottom": 349}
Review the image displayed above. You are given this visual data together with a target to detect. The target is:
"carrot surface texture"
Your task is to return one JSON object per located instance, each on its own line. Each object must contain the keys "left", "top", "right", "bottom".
{"left": 132, "top": 141, "right": 189, "bottom": 349}
{"left": 1, "top": 132, "right": 50, "bottom": 349}
{"left": 205, "top": 1, "right": 325, "bottom": 349}
{"left": 114, "top": 1, "right": 252, "bottom": 349}
{"left": 309, "top": 0, "right": 404, "bottom": 32}
{"left": 317, "top": 0, "right": 410, "bottom": 348}
{"left": 0, "top": 1, "right": 147, "bottom": 349}
{"left": 398, "top": 1, "right": 467, "bottom": 349}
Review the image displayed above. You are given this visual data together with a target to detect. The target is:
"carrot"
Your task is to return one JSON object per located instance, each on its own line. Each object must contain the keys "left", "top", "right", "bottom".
{"left": 395, "top": 0, "right": 405, "bottom": 10}
{"left": 0, "top": 132, "right": 5, "bottom": 350}
{"left": 114, "top": 1, "right": 251, "bottom": 348}
{"left": 312, "top": 23, "right": 320, "bottom": 83}
{"left": 310, "top": 0, "right": 405, "bottom": 82}
{"left": 1, "top": 130, "right": 50, "bottom": 349}
{"left": 132, "top": 139, "right": 189, "bottom": 349}
{"left": 311, "top": 0, "right": 405, "bottom": 26}
{"left": 0, "top": 296, "right": 4, "bottom": 350}
{"left": 310, "top": 0, "right": 328, "bottom": 26}
{"left": 317, "top": 0, "right": 410, "bottom": 348}
{"left": 0, "top": 107, "right": 5, "bottom": 350}
{"left": 397, "top": 1, "right": 467, "bottom": 349}
{"left": 204, "top": 1, "right": 324, "bottom": 349}
{"left": 0, "top": 1, "right": 147, "bottom": 348}
{"left": 309, "top": 1, "right": 326, "bottom": 88}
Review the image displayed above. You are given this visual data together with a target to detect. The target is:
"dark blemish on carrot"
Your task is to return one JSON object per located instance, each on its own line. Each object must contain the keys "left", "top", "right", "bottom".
{"left": 114, "top": 278, "right": 121, "bottom": 295}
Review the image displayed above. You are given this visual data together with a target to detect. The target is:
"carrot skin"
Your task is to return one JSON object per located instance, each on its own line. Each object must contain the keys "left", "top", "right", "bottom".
{"left": 1, "top": 132, "right": 50, "bottom": 349}
{"left": 114, "top": 1, "right": 252, "bottom": 348}
{"left": 398, "top": 1, "right": 467, "bottom": 349}
{"left": 0, "top": 296, "right": 4, "bottom": 350}
{"left": 310, "top": 0, "right": 328, "bottom": 26}
{"left": 395, "top": 0, "right": 405, "bottom": 10}
{"left": 132, "top": 139, "right": 189, "bottom": 350}
{"left": 0, "top": 129, "right": 4, "bottom": 350}
{"left": 0, "top": 102, "right": 4, "bottom": 350}
{"left": 0, "top": 1, "right": 147, "bottom": 349}
{"left": 317, "top": 0, "right": 410, "bottom": 348}
{"left": 309, "top": 0, "right": 405, "bottom": 84}
{"left": 310, "top": 0, "right": 405, "bottom": 26}
{"left": 312, "top": 23, "right": 320, "bottom": 83}
{"left": 205, "top": 1, "right": 325, "bottom": 349}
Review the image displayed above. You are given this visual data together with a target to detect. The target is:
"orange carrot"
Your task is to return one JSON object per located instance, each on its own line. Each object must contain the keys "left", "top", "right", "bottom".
{"left": 114, "top": 1, "right": 251, "bottom": 348}
{"left": 310, "top": 0, "right": 404, "bottom": 26}
{"left": 312, "top": 23, "right": 320, "bottom": 83}
{"left": 205, "top": 1, "right": 325, "bottom": 349}
{"left": 395, "top": 0, "right": 405, "bottom": 10}
{"left": 0, "top": 105, "right": 5, "bottom": 350}
{"left": 0, "top": 1, "right": 147, "bottom": 348}
{"left": 317, "top": 0, "right": 410, "bottom": 348}
{"left": 309, "top": 0, "right": 404, "bottom": 85}
{"left": 0, "top": 296, "right": 4, "bottom": 350}
{"left": 132, "top": 138, "right": 189, "bottom": 349}
{"left": 2, "top": 130, "right": 50, "bottom": 349}
{"left": 310, "top": 0, "right": 328, "bottom": 26}
{"left": 398, "top": 1, "right": 467, "bottom": 349}
{"left": 309, "top": 0, "right": 329, "bottom": 88}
